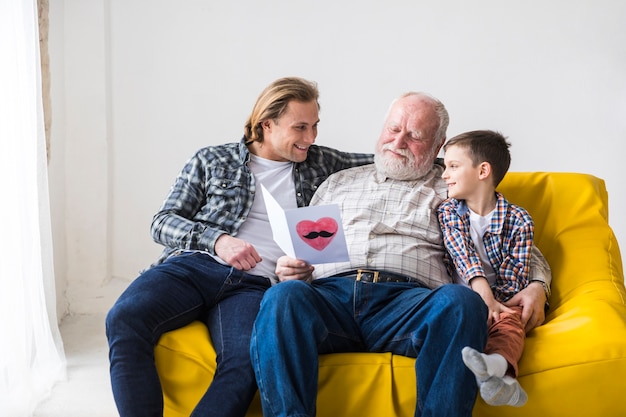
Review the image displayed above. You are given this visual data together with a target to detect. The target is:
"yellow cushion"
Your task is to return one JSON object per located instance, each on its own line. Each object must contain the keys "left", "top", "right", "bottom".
{"left": 155, "top": 172, "right": 626, "bottom": 417}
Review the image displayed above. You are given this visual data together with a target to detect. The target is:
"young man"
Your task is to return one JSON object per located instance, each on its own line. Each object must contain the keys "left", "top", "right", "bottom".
{"left": 438, "top": 130, "right": 538, "bottom": 407}
{"left": 250, "top": 93, "right": 551, "bottom": 417}
{"left": 105, "top": 77, "right": 373, "bottom": 417}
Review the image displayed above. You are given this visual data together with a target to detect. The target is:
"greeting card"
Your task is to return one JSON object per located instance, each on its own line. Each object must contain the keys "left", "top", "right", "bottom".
{"left": 261, "top": 185, "right": 349, "bottom": 264}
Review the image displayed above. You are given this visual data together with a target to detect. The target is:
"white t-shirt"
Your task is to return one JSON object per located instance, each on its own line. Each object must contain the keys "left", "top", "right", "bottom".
{"left": 468, "top": 208, "right": 497, "bottom": 286}
{"left": 233, "top": 154, "right": 297, "bottom": 282}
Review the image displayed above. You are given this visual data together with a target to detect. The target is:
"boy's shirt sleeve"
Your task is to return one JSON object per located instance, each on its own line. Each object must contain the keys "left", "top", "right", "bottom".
{"left": 437, "top": 199, "right": 486, "bottom": 285}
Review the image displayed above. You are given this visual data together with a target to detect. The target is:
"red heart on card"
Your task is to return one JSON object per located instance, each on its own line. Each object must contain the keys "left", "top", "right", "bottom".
{"left": 296, "top": 217, "right": 338, "bottom": 251}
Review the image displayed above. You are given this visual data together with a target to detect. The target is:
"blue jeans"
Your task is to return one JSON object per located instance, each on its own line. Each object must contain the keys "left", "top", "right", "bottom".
{"left": 106, "top": 252, "right": 271, "bottom": 417}
{"left": 250, "top": 278, "right": 488, "bottom": 417}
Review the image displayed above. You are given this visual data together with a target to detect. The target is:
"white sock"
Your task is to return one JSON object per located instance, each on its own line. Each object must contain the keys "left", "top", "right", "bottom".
{"left": 461, "top": 346, "right": 508, "bottom": 382}
{"left": 480, "top": 375, "right": 528, "bottom": 407}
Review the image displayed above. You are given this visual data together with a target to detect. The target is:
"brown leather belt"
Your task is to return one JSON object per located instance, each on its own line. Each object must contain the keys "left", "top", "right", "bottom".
{"left": 336, "top": 269, "right": 419, "bottom": 284}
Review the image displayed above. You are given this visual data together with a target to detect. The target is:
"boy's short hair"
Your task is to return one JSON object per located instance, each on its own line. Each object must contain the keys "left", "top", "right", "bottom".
{"left": 443, "top": 130, "right": 511, "bottom": 186}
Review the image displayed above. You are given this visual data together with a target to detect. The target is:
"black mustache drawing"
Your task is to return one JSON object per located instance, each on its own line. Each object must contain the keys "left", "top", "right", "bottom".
{"left": 301, "top": 230, "right": 335, "bottom": 239}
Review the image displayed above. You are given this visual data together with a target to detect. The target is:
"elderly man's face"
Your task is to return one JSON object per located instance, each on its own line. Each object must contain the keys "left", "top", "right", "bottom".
{"left": 374, "top": 95, "right": 442, "bottom": 180}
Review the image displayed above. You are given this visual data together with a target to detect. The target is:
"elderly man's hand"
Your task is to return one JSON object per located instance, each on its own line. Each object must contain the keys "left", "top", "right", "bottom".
{"left": 504, "top": 282, "right": 547, "bottom": 332}
{"left": 275, "top": 256, "right": 314, "bottom": 282}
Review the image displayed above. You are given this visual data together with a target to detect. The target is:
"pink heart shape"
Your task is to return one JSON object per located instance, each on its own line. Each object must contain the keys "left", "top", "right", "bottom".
{"left": 295, "top": 217, "right": 338, "bottom": 251}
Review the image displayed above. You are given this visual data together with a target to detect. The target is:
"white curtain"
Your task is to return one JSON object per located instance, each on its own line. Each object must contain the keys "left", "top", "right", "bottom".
{"left": 0, "top": 0, "right": 66, "bottom": 416}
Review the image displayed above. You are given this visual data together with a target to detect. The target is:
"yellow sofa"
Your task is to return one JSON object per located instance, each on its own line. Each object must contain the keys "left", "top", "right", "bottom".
{"left": 154, "top": 172, "right": 626, "bottom": 417}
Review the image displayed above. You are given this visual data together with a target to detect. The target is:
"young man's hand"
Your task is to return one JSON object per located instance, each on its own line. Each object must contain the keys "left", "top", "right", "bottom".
{"left": 215, "top": 234, "right": 262, "bottom": 271}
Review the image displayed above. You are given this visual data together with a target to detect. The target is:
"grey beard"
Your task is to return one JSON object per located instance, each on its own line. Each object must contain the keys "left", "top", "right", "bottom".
{"left": 374, "top": 152, "right": 433, "bottom": 180}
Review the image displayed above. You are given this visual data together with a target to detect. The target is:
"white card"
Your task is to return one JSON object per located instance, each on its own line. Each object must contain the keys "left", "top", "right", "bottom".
{"left": 261, "top": 184, "right": 349, "bottom": 264}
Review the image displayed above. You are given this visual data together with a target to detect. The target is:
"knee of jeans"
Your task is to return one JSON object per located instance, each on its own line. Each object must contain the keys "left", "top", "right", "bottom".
{"left": 105, "top": 303, "right": 125, "bottom": 339}
{"left": 262, "top": 280, "right": 309, "bottom": 305}
{"left": 439, "top": 284, "right": 488, "bottom": 320}
{"left": 105, "top": 299, "right": 141, "bottom": 340}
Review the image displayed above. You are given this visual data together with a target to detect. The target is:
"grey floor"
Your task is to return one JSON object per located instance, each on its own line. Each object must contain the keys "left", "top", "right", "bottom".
{"left": 34, "top": 278, "right": 128, "bottom": 417}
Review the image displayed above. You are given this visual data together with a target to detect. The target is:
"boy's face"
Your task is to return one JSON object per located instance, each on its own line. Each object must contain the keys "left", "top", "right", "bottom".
{"left": 441, "top": 144, "right": 483, "bottom": 200}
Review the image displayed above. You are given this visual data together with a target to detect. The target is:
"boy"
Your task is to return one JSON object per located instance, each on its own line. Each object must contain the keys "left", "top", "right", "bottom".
{"left": 437, "top": 130, "right": 533, "bottom": 407}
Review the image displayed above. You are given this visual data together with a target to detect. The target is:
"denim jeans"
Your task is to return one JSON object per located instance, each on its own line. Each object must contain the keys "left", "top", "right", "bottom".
{"left": 250, "top": 278, "right": 488, "bottom": 417}
{"left": 106, "top": 252, "right": 271, "bottom": 417}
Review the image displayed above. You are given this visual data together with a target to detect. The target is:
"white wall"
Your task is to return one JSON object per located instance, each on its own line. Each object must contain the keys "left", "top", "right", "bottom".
{"left": 49, "top": 0, "right": 626, "bottom": 315}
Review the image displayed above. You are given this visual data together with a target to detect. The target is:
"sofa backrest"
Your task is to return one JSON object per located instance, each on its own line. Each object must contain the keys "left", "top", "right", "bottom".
{"left": 497, "top": 172, "right": 624, "bottom": 311}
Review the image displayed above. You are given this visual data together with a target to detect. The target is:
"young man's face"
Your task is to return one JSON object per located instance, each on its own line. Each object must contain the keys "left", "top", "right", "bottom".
{"left": 441, "top": 144, "right": 482, "bottom": 200}
{"left": 255, "top": 100, "right": 319, "bottom": 163}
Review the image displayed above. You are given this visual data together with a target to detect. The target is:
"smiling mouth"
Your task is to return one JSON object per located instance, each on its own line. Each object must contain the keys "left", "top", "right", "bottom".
{"left": 294, "top": 144, "right": 309, "bottom": 151}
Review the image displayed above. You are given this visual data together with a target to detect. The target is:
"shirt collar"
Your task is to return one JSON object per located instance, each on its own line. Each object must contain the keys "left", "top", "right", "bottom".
{"left": 238, "top": 137, "right": 252, "bottom": 163}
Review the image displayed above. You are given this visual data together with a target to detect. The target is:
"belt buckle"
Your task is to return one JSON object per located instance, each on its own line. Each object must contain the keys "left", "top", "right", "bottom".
{"left": 356, "top": 269, "right": 380, "bottom": 283}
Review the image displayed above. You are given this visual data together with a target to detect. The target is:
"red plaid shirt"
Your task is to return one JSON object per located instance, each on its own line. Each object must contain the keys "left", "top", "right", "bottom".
{"left": 438, "top": 192, "right": 534, "bottom": 302}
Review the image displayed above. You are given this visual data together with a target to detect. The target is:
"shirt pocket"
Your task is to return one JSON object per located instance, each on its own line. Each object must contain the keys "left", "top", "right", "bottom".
{"left": 201, "top": 177, "right": 245, "bottom": 219}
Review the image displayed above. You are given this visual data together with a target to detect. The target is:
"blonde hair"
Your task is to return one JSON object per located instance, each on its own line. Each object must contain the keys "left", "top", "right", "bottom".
{"left": 244, "top": 77, "right": 320, "bottom": 144}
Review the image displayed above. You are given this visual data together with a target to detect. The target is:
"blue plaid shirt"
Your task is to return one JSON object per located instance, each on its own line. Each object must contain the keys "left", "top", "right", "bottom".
{"left": 149, "top": 139, "right": 374, "bottom": 266}
{"left": 437, "top": 192, "right": 534, "bottom": 302}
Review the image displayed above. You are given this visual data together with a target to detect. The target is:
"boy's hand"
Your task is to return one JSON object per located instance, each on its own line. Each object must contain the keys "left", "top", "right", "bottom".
{"left": 470, "top": 276, "right": 514, "bottom": 326}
